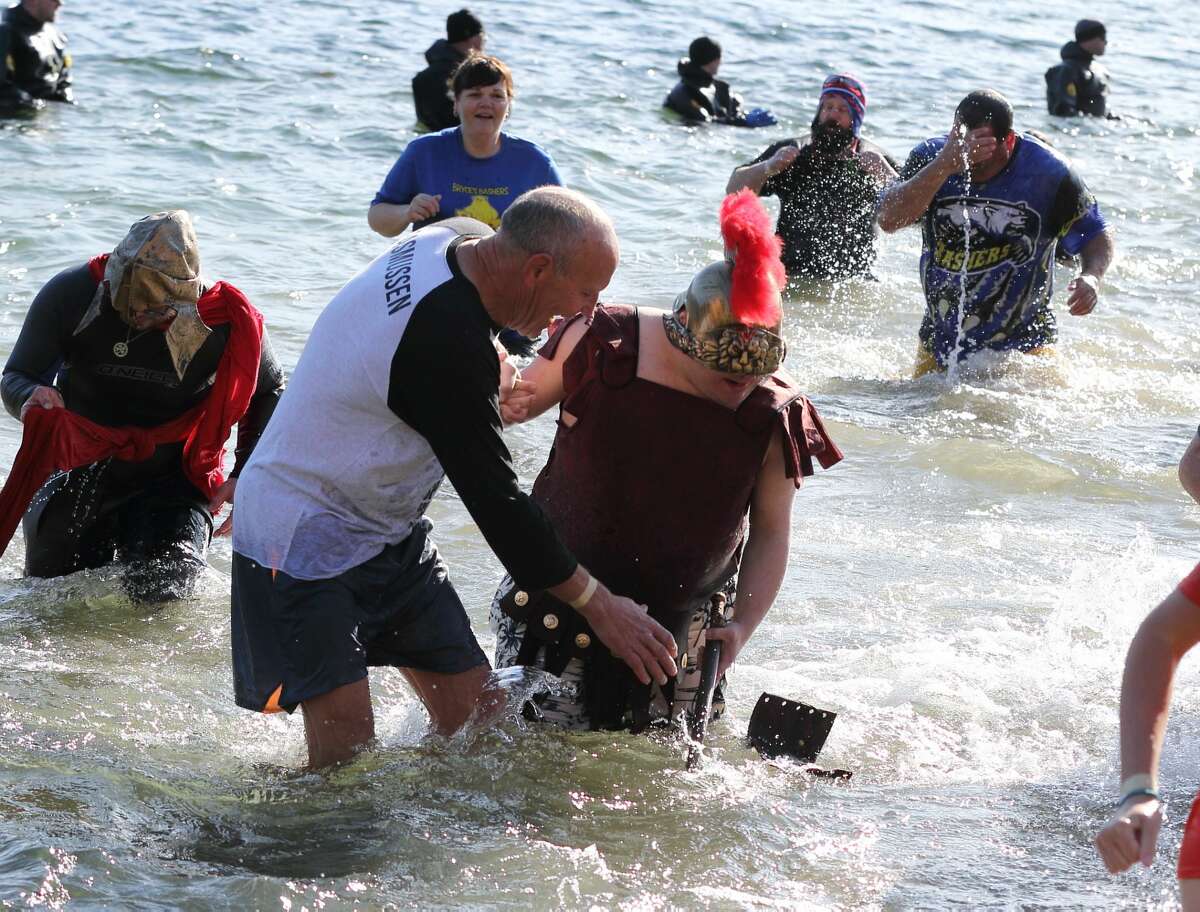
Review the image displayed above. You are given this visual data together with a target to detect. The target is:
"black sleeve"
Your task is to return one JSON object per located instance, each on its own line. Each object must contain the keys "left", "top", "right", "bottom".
{"left": 1045, "top": 65, "right": 1079, "bottom": 117}
{"left": 749, "top": 139, "right": 800, "bottom": 196}
{"left": 664, "top": 83, "right": 709, "bottom": 123}
{"left": 231, "top": 326, "right": 286, "bottom": 477}
{"left": 0, "top": 23, "right": 35, "bottom": 112}
{"left": 1045, "top": 165, "right": 1094, "bottom": 238}
{"left": 387, "top": 290, "right": 578, "bottom": 590}
{"left": 1, "top": 263, "right": 90, "bottom": 420}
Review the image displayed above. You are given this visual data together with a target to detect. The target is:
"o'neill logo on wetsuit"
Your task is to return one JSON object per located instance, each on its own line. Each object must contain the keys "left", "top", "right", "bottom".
{"left": 96, "top": 364, "right": 179, "bottom": 387}
{"left": 931, "top": 197, "right": 1041, "bottom": 274}
{"left": 384, "top": 237, "right": 417, "bottom": 315}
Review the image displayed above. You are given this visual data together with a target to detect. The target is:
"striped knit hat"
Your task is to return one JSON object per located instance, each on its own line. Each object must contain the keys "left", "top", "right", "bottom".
{"left": 820, "top": 73, "right": 868, "bottom": 136}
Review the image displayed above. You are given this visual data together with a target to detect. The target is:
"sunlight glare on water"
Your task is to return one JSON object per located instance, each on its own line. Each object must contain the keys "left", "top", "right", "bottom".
{"left": 1, "top": 0, "right": 1199, "bottom": 907}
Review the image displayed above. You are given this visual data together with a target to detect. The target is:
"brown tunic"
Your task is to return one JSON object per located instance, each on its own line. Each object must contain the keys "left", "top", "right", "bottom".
{"left": 521, "top": 305, "right": 841, "bottom": 726}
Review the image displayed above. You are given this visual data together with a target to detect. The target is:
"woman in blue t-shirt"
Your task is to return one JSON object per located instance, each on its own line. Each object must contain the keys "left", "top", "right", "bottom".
{"left": 368, "top": 55, "right": 563, "bottom": 237}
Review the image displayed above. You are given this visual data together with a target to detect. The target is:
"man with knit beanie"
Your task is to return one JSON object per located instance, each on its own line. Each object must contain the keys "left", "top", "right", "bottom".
{"left": 663, "top": 36, "right": 775, "bottom": 127}
{"left": 412, "top": 8, "right": 485, "bottom": 131}
{"left": 727, "top": 73, "right": 897, "bottom": 280}
{"left": 1046, "top": 19, "right": 1113, "bottom": 118}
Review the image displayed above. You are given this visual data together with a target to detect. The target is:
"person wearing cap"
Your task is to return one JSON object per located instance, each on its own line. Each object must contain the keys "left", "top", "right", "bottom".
{"left": 411, "top": 8, "right": 485, "bottom": 131}
{"left": 0, "top": 0, "right": 72, "bottom": 115}
{"left": 1093, "top": 433, "right": 1200, "bottom": 909}
{"left": 488, "top": 190, "right": 841, "bottom": 731}
{"left": 0, "top": 211, "right": 284, "bottom": 603}
{"left": 1046, "top": 19, "right": 1112, "bottom": 118}
{"left": 663, "top": 36, "right": 775, "bottom": 128}
{"left": 232, "top": 188, "right": 680, "bottom": 768}
{"left": 726, "top": 74, "right": 897, "bottom": 281}
{"left": 877, "top": 89, "right": 1115, "bottom": 376}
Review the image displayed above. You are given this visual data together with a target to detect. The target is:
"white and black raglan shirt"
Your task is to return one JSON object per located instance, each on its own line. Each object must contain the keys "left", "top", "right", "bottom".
{"left": 233, "top": 219, "right": 577, "bottom": 588}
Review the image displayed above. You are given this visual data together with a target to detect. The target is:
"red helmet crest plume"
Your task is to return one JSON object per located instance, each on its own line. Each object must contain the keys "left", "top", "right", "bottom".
{"left": 719, "top": 189, "right": 785, "bottom": 327}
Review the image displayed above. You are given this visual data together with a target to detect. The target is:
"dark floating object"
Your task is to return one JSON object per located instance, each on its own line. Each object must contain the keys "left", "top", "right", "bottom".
{"left": 747, "top": 692, "right": 852, "bottom": 780}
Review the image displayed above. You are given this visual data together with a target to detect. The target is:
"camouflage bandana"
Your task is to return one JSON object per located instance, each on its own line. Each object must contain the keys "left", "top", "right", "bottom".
{"left": 75, "top": 211, "right": 212, "bottom": 380}
{"left": 662, "top": 260, "right": 787, "bottom": 376}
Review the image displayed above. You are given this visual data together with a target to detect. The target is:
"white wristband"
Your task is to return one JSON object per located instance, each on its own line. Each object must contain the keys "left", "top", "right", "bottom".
{"left": 568, "top": 575, "right": 598, "bottom": 610}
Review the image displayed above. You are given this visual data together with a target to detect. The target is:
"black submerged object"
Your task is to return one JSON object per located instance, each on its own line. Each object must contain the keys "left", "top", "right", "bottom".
{"left": 747, "top": 694, "right": 850, "bottom": 781}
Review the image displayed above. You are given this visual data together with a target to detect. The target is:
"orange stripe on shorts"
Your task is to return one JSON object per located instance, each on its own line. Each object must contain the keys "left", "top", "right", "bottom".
{"left": 262, "top": 684, "right": 285, "bottom": 714}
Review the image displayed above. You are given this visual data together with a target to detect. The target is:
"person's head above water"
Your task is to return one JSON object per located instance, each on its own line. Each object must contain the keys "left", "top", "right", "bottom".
{"left": 955, "top": 89, "right": 1013, "bottom": 140}
{"left": 664, "top": 190, "right": 787, "bottom": 387}
{"left": 21, "top": 0, "right": 62, "bottom": 24}
{"left": 446, "top": 9, "right": 485, "bottom": 53}
{"left": 451, "top": 54, "right": 514, "bottom": 136}
{"left": 688, "top": 36, "right": 722, "bottom": 76}
{"left": 816, "top": 74, "right": 867, "bottom": 135}
{"left": 951, "top": 89, "right": 1017, "bottom": 182}
{"left": 810, "top": 73, "right": 867, "bottom": 155}
{"left": 1074, "top": 18, "right": 1107, "bottom": 56}
{"left": 478, "top": 187, "right": 619, "bottom": 336}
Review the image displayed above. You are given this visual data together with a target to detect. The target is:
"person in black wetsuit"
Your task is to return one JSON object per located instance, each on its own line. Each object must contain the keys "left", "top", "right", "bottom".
{"left": 663, "top": 37, "right": 774, "bottom": 128}
{"left": 412, "top": 8, "right": 485, "bottom": 131}
{"left": 0, "top": 0, "right": 71, "bottom": 115}
{"left": 726, "top": 73, "right": 898, "bottom": 281}
{"left": 2, "top": 211, "right": 285, "bottom": 604}
{"left": 1046, "top": 19, "right": 1112, "bottom": 118}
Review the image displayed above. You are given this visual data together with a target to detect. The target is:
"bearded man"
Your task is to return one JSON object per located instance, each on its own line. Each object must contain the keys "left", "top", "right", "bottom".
{"left": 727, "top": 74, "right": 897, "bottom": 281}
{"left": 0, "top": 211, "right": 284, "bottom": 603}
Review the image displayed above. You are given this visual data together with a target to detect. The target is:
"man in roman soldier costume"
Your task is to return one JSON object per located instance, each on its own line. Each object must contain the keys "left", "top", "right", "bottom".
{"left": 491, "top": 190, "right": 842, "bottom": 730}
{"left": 0, "top": 211, "right": 284, "bottom": 602}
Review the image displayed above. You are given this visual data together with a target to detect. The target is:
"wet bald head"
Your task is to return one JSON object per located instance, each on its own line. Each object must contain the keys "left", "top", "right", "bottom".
{"left": 499, "top": 186, "right": 618, "bottom": 273}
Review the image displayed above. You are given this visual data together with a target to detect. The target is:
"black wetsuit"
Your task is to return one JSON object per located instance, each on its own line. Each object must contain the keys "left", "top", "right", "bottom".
{"left": 0, "top": 3, "right": 71, "bottom": 115}
{"left": 1, "top": 263, "right": 285, "bottom": 602}
{"left": 1045, "top": 41, "right": 1110, "bottom": 117}
{"left": 663, "top": 58, "right": 745, "bottom": 126}
{"left": 412, "top": 39, "right": 465, "bottom": 131}
{"left": 747, "top": 137, "right": 896, "bottom": 281}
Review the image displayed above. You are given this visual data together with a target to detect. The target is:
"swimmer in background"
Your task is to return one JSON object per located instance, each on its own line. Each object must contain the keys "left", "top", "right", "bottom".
{"left": 1094, "top": 430, "right": 1200, "bottom": 911}
{"left": 1046, "top": 19, "right": 1113, "bottom": 119}
{"left": 412, "top": 8, "right": 485, "bottom": 132}
{"left": 0, "top": 0, "right": 72, "bottom": 115}
{"left": 663, "top": 36, "right": 775, "bottom": 128}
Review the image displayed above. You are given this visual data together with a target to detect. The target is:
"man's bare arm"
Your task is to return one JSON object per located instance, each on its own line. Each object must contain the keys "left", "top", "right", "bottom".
{"left": 706, "top": 429, "right": 795, "bottom": 677}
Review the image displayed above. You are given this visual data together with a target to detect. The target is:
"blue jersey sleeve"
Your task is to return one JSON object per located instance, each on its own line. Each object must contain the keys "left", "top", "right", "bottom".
{"left": 371, "top": 145, "right": 421, "bottom": 207}
{"left": 900, "top": 139, "right": 942, "bottom": 181}
{"left": 544, "top": 153, "right": 564, "bottom": 187}
{"left": 1059, "top": 200, "right": 1107, "bottom": 256}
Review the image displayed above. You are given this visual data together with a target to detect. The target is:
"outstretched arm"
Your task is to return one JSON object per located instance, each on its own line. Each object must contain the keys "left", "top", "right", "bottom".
{"left": 1179, "top": 432, "right": 1200, "bottom": 505}
{"left": 706, "top": 429, "right": 796, "bottom": 677}
{"left": 498, "top": 315, "right": 590, "bottom": 425}
{"left": 1095, "top": 586, "right": 1200, "bottom": 873}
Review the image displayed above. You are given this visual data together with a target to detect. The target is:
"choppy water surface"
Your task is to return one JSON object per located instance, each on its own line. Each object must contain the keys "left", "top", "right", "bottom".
{"left": 2, "top": 0, "right": 1199, "bottom": 907}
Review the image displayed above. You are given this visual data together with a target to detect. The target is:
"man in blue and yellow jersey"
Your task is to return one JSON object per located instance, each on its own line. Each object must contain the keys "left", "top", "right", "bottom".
{"left": 878, "top": 89, "right": 1115, "bottom": 376}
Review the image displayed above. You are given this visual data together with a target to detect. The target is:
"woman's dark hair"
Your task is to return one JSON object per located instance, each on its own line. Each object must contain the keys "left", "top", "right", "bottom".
{"left": 955, "top": 89, "right": 1013, "bottom": 139}
{"left": 451, "top": 53, "right": 515, "bottom": 99}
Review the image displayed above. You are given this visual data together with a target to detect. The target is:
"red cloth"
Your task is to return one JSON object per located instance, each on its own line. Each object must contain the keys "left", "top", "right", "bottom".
{"left": 1178, "top": 562, "right": 1200, "bottom": 607}
{"left": 1179, "top": 792, "right": 1200, "bottom": 879}
{"left": 0, "top": 254, "right": 263, "bottom": 556}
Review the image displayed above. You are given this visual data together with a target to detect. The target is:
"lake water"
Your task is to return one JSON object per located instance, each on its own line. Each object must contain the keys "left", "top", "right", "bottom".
{"left": 2, "top": 0, "right": 1198, "bottom": 908}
